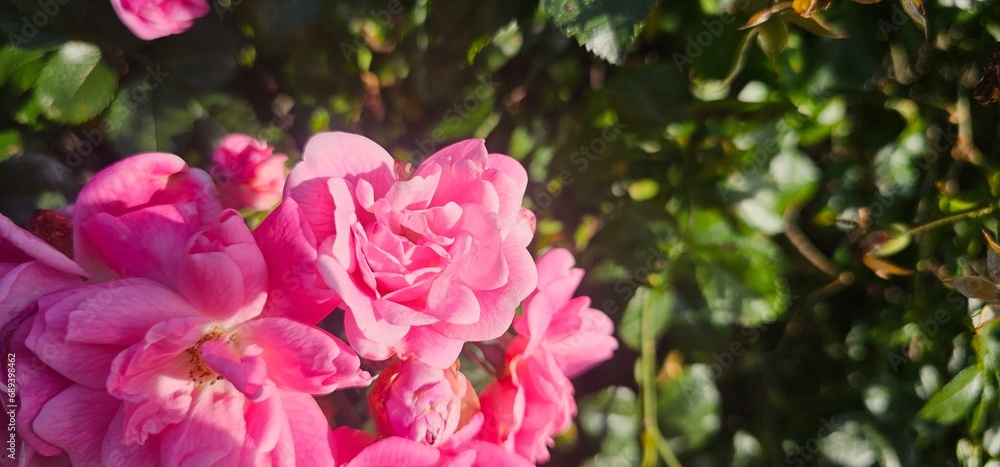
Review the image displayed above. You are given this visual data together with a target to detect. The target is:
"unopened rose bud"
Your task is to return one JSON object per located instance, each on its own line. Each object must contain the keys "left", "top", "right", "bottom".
{"left": 369, "top": 359, "right": 479, "bottom": 447}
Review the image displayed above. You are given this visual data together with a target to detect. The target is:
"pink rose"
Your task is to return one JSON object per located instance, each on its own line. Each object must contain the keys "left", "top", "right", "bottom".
{"left": 332, "top": 415, "right": 533, "bottom": 467}
{"left": 3, "top": 310, "right": 74, "bottom": 467}
{"left": 516, "top": 248, "right": 617, "bottom": 378}
{"left": 478, "top": 248, "right": 616, "bottom": 463}
{"left": 71, "top": 152, "right": 221, "bottom": 284}
{"left": 109, "top": 0, "right": 210, "bottom": 40}
{"left": 211, "top": 134, "right": 289, "bottom": 211}
{"left": 21, "top": 153, "right": 371, "bottom": 465}
{"left": 368, "top": 359, "right": 479, "bottom": 447}
{"left": 478, "top": 341, "right": 576, "bottom": 464}
{"left": 259, "top": 132, "right": 537, "bottom": 367}
{"left": 0, "top": 214, "right": 86, "bottom": 329}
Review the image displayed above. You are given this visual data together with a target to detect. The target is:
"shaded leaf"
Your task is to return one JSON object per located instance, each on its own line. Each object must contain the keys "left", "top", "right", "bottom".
{"left": 251, "top": 0, "right": 324, "bottom": 53}
{"left": 983, "top": 230, "right": 1000, "bottom": 283}
{"left": 730, "top": 145, "right": 820, "bottom": 234}
{"left": 33, "top": 42, "right": 117, "bottom": 124}
{"left": 104, "top": 82, "right": 200, "bottom": 155}
{"left": 619, "top": 286, "right": 673, "bottom": 351}
{"left": 757, "top": 16, "right": 789, "bottom": 58}
{"left": 152, "top": 20, "right": 242, "bottom": 92}
{"left": 606, "top": 64, "right": 691, "bottom": 132}
{"left": 578, "top": 387, "right": 641, "bottom": 466}
{"left": 0, "top": 45, "right": 49, "bottom": 95}
{"left": 694, "top": 236, "right": 788, "bottom": 327}
{"left": 657, "top": 364, "right": 721, "bottom": 451}
{"left": 951, "top": 276, "right": 1000, "bottom": 303}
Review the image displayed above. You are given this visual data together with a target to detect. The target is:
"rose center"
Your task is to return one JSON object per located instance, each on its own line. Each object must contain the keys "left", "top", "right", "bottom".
{"left": 183, "top": 327, "right": 236, "bottom": 387}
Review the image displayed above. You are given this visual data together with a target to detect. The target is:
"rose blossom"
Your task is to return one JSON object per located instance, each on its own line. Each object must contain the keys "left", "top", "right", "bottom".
{"left": 333, "top": 359, "right": 532, "bottom": 466}
{"left": 515, "top": 248, "right": 617, "bottom": 378}
{"left": 256, "top": 132, "right": 537, "bottom": 367}
{"left": 332, "top": 414, "right": 533, "bottom": 467}
{"left": 477, "top": 342, "right": 575, "bottom": 464}
{"left": 109, "top": 0, "right": 210, "bottom": 40}
{"left": 0, "top": 214, "right": 86, "bottom": 329}
{"left": 19, "top": 153, "right": 370, "bottom": 465}
{"left": 211, "top": 134, "right": 289, "bottom": 211}
{"left": 478, "top": 248, "right": 617, "bottom": 463}
{"left": 368, "top": 359, "right": 479, "bottom": 447}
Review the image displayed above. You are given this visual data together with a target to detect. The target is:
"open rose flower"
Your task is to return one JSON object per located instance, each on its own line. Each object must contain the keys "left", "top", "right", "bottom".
{"left": 478, "top": 248, "right": 617, "bottom": 463}
{"left": 71, "top": 152, "right": 220, "bottom": 284}
{"left": 257, "top": 132, "right": 537, "bottom": 367}
{"left": 368, "top": 359, "right": 479, "bottom": 447}
{"left": 516, "top": 248, "right": 617, "bottom": 378}
{"left": 211, "top": 134, "right": 289, "bottom": 211}
{"left": 19, "top": 153, "right": 370, "bottom": 465}
{"left": 110, "top": 0, "right": 210, "bottom": 40}
{"left": 477, "top": 342, "right": 575, "bottom": 464}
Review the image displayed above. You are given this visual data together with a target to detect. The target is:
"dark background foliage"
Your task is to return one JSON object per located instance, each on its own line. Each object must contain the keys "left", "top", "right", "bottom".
{"left": 3, "top": 0, "right": 1000, "bottom": 464}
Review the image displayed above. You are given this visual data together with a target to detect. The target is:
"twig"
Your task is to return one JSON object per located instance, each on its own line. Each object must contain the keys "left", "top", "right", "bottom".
{"left": 784, "top": 206, "right": 841, "bottom": 278}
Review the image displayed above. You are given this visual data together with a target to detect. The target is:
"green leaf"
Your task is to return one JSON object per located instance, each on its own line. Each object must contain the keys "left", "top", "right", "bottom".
{"left": 606, "top": 64, "right": 691, "bottom": 132}
{"left": 627, "top": 179, "right": 659, "bottom": 201}
{"left": 578, "top": 387, "right": 641, "bottom": 467}
{"left": 252, "top": 0, "right": 323, "bottom": 52}
{"left": 618, "top": 286, "right": 673, "bottom": 350}
{"left": 694, "top": 236, "right": 788, "bottom": 327}
{"left": 152, "top": 21, "right": 242, "bottom": 92}
{"left": 541, "top": 0, "right": 657, "bottom": 65}
{"left": 0, "top": 130, "right": 22, "bottom": 163}
{"left": 873, "top": 131, "right": 923, "bottom": 197}
{"left": 919, "top": 367, "right": 984, "bottom": 425}
{"left": 33, "top": 42, "right": 117, "bottom": 124}
{"left": 819, "top": 421, "right": 900, "bottom": 467}
{"left": 197, "top": 92, "right": 262, "bottom": 137}
{"left": 0, "top": 45, "right": 49, "bottom": 95}
{"left": 657, "top": 364, "right": 722, "bottom": 451}
{"left": 729, "top": 143, "right": 820, "bottom": 235}
{"left": 868, "top": 223, "right": 912, "bottom": 258}
{"left": 757, "top": 16, "right": 789, "bottom": 57}
{"left": 104, "top": 82, "right": 200, "bottom": 155}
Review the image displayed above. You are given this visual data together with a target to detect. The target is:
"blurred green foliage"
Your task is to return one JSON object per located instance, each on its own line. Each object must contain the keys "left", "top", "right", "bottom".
{"left": 4, "top": 0, "right": 1000, "bottom": 465}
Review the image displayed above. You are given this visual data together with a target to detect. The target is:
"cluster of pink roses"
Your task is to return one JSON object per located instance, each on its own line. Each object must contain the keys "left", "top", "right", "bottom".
{"left": 0, "top": 131, "right": 616, "bottom": 466}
